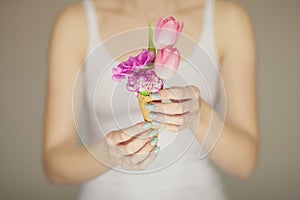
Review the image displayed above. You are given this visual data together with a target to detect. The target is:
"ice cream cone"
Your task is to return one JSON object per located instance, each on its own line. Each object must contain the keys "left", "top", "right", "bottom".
{"left": 137, "top": 93, "right": 152, "bottom": 122}
{"left": 138, "top": 93, "right": 160, "bottom": 140}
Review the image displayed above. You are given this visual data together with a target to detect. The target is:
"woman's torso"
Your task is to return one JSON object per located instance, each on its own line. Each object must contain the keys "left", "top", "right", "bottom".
{"left": 77, "top": 0, "right": 226, "bottom": 199}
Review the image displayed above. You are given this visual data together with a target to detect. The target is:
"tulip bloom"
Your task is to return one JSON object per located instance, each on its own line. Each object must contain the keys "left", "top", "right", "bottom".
{"left": 154, "top": 16, "right": 184, "bottom": 49}
{"left": 154, "top": 47, "right": 180, "bottom": 80}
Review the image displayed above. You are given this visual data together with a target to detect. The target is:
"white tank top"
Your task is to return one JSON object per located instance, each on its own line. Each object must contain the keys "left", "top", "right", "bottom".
{"left": 77, "top": 0, "right": 226, "bottom": 199}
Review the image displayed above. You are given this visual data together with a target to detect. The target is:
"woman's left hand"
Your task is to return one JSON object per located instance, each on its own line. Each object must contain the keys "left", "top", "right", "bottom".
{"left": 146, "top": 85, "right": 201, "bottom": 133}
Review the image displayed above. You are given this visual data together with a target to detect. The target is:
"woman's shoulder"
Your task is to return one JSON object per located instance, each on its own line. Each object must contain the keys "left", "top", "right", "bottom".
{"left": 50, "top": 2, "right": 88, "bottom": 63}
{"left": 215, "top": 0, "right": 255, "bottom": 61}
{"left": 216, "top": 0, "right": 253, "bottom": 24}
{"left": 53, "top": 2, "right": 86, "bottom": 28}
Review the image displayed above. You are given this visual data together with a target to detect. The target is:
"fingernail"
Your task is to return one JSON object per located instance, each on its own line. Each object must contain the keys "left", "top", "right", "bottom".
{"left": 148, "top": 129, "right": 157, "bottom": 137}
{"left": 146, "top": 103, "right": 155, "bottom": 111}
{"left": 151, "top": 93, "right": 160, "bottom": 100}
{"left": 151, "top": 121, "right": 160, "bottom": 127}
{"left": 148, "top": 112, "right": 158, "bottom": 119}
{"left": 154, "top": 146, "right": 160, "bottom": 154}
{"left": 143, "top": 122, "right": 152, "bottom": 129}
{"left": 150, "top": 137, "right": 158, "bottom": 146}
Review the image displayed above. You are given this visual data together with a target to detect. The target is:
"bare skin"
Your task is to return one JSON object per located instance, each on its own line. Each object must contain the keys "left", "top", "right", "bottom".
{"left": 43, "top": 0, "right": 259, "bottom": 184}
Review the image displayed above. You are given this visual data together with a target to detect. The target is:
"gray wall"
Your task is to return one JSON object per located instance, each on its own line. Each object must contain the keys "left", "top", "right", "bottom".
{"left": 0, "top": 0, "right": 299, "bottom": 199}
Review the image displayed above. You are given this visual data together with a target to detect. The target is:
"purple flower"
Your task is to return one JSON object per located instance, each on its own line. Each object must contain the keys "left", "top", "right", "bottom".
{"left": 126, "top": 69, "right": 164, "bottom": 93}
{"left": 112, "top": 49, "right": 164, "bottom": 94}
{"left": 112, "top": 49, "right": 155, "bottom": 81}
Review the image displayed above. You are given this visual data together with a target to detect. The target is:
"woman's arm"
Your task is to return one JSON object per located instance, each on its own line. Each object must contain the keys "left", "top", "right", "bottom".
{"left": 43, "top": 4, "right": 159, "bottom": 184}
{"left": 202, "top": 1, "right": 259, "bottom": 180}
{"left": 145, "top": 2, "right": 259, "bottom": 180}
{"left": 42, "top": 4, "right": 112, "bottom": 184}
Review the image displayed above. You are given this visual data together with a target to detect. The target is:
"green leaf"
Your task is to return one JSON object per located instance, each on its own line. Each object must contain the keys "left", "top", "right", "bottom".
{"left": 147, "top": 65, "right": 154, "bottom": 70}
{"left": 148, "top": 23, "right": 156, "bottom": 55}
{"left": 140, "top": 91, "right": 152, "bottom": 96}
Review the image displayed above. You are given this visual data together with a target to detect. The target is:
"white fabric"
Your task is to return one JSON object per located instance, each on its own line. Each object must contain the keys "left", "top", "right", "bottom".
{"left": 77, "top": 0, "right": 226, "bottom": 199}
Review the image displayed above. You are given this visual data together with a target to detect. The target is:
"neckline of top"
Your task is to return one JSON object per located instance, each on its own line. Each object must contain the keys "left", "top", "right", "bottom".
{"left": 85, "top": 0, "right": 211, "bottom": 62}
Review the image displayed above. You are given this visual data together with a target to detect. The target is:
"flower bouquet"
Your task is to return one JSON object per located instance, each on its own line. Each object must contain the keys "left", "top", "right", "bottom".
{"left": 112, "top": 16, "right": 184, "bottom": 122}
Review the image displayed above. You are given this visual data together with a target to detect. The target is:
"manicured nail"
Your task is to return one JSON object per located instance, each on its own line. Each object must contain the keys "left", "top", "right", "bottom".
{"left": 151, "top": 121, "right": 160, "bottom": 127}
{"left": 148, "top": 129, "right": 157, "bottom": 137}
{"left": 143, "top": 122, "right": 152, "bottom": 129}
{"left": 151, "top": 93, "right": 160, "bottom": 100}
{"left": 149, "top": 112, "right": 158, "bottom": 119}
{"left": 150, "top": 137, "right": 158, "bottom": 146}
{"left": 146, "top": 103, "right": 155, "bottom": 111}
{"left": 154, "top": 146, "right": 160, "bottom": 154}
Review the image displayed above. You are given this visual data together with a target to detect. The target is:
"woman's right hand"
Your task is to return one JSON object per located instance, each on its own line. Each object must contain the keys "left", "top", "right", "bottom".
{"left": 106, "top": 122, "right": 160, "bottom": 171}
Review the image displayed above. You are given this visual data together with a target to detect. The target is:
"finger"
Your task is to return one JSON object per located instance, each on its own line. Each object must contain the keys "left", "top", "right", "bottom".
{"left": 119, "top": 142, "right": 155, "bottom": 170}
{"left": 151, "top": 85, "right": 200, "bottom": 101}
{"left": 116, "top": 129, "right": 158, "bottom": 155}
{"left": 147, "top": 99, "right": 199, "bottom": 115}
{"left": 156, "top": 121, "right": 191, "bottom": 133}
{"left": 106, "top": 121, "right": 153, "bottom": 145}
{"left": 148, "top": 111, "right": 193, "bottom": 126}
{"left": 137, "top": 147, "right": 159, "bottom": 170}
{"left": 129, "top": 140, "right": 157, "bottom": 164}
{"left": 119, "top": 162, "right": 138, "bottom": 171}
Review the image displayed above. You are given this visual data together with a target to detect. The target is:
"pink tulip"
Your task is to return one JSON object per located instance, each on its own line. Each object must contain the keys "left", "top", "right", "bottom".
{"left": 154, "top": 16, "right": 184, "bottom": 49}
{"left": 154, "top": 47, "right": 180, "bottom": 80}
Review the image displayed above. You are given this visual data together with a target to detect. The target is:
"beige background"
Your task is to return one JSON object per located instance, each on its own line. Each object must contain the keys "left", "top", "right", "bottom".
{"left": 0, "top": 0, "right": 299, "bottom": 199}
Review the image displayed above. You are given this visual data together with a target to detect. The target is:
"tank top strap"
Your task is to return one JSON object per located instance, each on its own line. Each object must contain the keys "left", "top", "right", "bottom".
{"left": 83, "top": 0, "right": 101, "bottom": 52}
{"left": 200, "top": 0, "right": 219, "bottom": 65}
{"left": 201, "top": 0, "right": 215, "bottom": 39}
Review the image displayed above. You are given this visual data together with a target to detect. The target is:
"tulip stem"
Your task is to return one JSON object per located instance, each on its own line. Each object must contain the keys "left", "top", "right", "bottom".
{"left": 148, "top": 23, "right": 156, "bottom": 56}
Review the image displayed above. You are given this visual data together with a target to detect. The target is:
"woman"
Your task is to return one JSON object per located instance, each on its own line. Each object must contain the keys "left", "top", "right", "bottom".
{"left": 43, "top": 0, "right": 259, "bottom": 199}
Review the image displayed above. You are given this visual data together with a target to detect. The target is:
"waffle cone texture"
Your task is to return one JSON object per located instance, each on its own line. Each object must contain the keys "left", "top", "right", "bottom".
{"left": 137, "top": 93, "right": 152, "bottom": 122}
